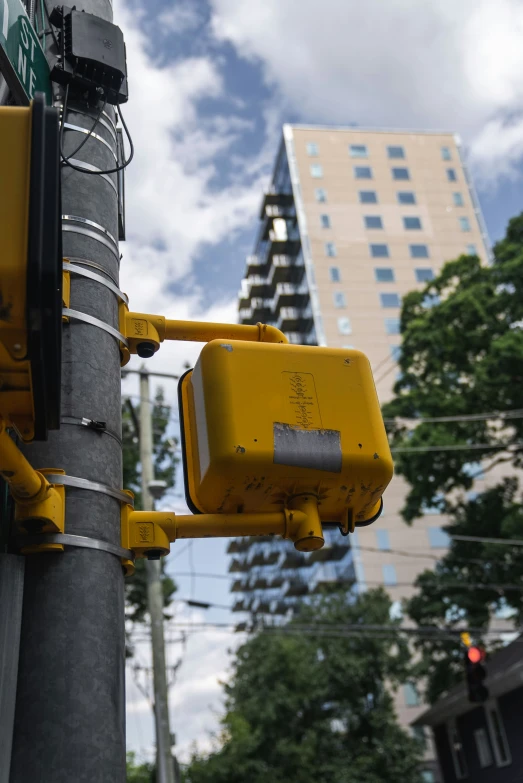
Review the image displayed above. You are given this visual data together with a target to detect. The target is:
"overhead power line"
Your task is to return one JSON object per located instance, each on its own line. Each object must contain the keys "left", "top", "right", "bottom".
{"left": 392, "top": 442, "right": 521, "bottom": 453}
{"left": 384, "top": 409, "right": 523, "bottom": 425}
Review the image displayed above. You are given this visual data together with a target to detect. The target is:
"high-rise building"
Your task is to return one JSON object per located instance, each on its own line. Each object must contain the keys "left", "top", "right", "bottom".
{"left": 231, "top": 124, "right": 491, "bottom": 778}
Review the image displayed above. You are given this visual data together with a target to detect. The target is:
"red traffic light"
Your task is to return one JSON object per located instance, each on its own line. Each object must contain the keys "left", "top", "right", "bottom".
{"left": 467, "top": 646, "right": 483, "bottom": 664}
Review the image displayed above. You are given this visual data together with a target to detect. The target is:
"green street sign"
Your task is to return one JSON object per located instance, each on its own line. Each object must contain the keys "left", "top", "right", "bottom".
{"left": 0, "top": 0, "right": 51, "bottom": 104}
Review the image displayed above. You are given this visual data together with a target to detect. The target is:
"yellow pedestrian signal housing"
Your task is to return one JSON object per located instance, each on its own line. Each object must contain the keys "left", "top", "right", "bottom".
{"left": 0, "top": 94, "right": 62, "bottom": 441}
{"left": 178, "top": 341, "right": 393, "bottom": 532}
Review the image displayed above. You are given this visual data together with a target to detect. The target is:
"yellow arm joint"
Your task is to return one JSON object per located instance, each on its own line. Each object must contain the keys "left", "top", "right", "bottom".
{"left": 121, "top": 494, "right": 323, "bottom": 574}
{"left": 0, "top": 423, "right": 65, "bottom": 547}
{"left": 119, "top": 303, "right": 288, "bottom": 365}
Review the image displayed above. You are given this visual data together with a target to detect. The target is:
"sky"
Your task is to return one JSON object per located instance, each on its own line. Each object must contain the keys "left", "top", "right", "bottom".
{"left": 116, "top": 0, "right": 523, "bottom": 764}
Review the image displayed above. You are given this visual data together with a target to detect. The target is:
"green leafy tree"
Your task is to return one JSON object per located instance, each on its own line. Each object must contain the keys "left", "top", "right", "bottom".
{"left": 126, "top": 752, "right": 155, "bottom": 782}
{"left": 383, "top": 214, "right": 523, "bottom": 700}
{"left": 185, "top": 589, "right": 423, "bottom": 783}
{"left": 123, "top": 387, "right": 178, "bottom": 653}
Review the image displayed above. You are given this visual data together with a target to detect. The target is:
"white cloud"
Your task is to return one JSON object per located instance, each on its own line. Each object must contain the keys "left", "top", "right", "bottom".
{"left": 210, "top": 0, "right": 523, "bottom": 182}
{"left": 157, "top": 2, "right": 204, "bottom": 35}
{"left": 113, "top": 0, "right": 269, "bottom": 317}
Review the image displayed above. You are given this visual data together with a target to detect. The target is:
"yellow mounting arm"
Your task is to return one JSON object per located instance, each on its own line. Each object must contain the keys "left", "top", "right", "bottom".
{"left": 0, "top": 422, "right": 65, "bottom": 544}
{"left": 119, "top": 304, "right": 288, "bottom": 364}
{"left": 121, "top": 495, "right": 323, "bottom": 574}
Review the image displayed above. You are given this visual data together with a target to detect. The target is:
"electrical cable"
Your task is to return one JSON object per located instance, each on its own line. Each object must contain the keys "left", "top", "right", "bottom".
{"left": 62, "top": 94, "right": 108, "bottom": 162}
{"left": 392, "top": 442, "right": 522, "bottom": 454}
{"left": 43, "top": 0, "right": 59, "bottom": 50}
{"left": 384, "top": 409, "right": 523, "bottom": 426}
{"left": 60, "top": 86, "right": 134, "bottom": 175}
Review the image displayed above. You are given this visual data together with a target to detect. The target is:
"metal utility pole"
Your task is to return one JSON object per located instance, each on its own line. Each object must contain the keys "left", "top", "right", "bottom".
{"left": 139, "top": 368, "right": 175, "bottom": 783}
{"left": 10, "top": 1, "right": 127, "bottom": 780}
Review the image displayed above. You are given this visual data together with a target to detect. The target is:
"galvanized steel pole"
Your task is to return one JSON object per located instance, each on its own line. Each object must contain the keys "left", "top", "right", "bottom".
{"left": 10, "top": 1, "right": 126, "bottom": 780}
{"left": 139, "top": 369, "right": 175, "bottom": 783}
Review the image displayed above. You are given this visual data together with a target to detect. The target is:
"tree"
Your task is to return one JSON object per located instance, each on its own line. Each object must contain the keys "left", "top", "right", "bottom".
{"left": 382, "top": 214, "right": 523, "bottom": 700}
{"left": 123, "top": 386, "right": 178, "bottom": 654}
{"left": 185, "top": 589, "right": 423, "bottom": 783}
{"left": 126, "top": 752, "right": 155, "bottom": 782}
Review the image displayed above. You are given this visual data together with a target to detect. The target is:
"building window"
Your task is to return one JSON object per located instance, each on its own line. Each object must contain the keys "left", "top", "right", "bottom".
{"left": 349, "top": 144, "right": 368, "bottom": 158}
{"left": 422, "top": 494, "right": 444, "bottom": 515}
{"left": 390, "top": 345, "right": 401, "bottom": 361}
{"left": 382, "top": 564, "right": 397, "bottom": 585}
{"left": 380, "top": 292, "right": 401, "bottom": 308}
{"left": 306, "top": 142, "right": 319, "bottom": 156}
{"left": 453, "top": 192, "right": 464, "bottom": 206}
{"left": 337, "top": 317, "right": 352, "bottom": 335}
{"left": 325, "top": 242, "right": 337, "bottom": 257}
{"left": 459, "top": 216, "right": 471, "bottom": 231}
{"left": 310, "top": 164, "right": 323, "bottom": 178}
{"left": 364, "top": 215, "right": 383, "bottom": 229}
{"left": 384, "top": 317, "right": 401, "bottom": 335}
{"left": 354, "top": 166, "right": 372, "bottom": 179}
{"left": 333, "top": 291, "right": 346, "bottom": 308}
{"left": 411, "top": 726, "right": 426, "bottom": 747}
{"left": 474, "top": 728, "right": 493, "bottom": 768}
{"left": 404, "top": 682, "right": 421, "bottom": 707}
{"left": 410, "top": 244, "right": 429, "bottom": 258}
{"left": 370, "top": 243, "right": 389, "bottom": 258}
{"left": 397, "top": 191, "right": 416, "bottom": 204}
{"left": 320, "top": 214, "right": 331, "bottom": 228}
{"left": 375, "top": 267, "right": 395, "bottom": 282}
{"left": 315, "top": 188, "right": 327, "bottom": 203}
{"left": 428, "top": 527, "right": 451, "bottom": 548}
{"left": 441, "top": 146, "right": 452, "bottom": 160}
{"left": 329, "top": 266, "right": 341, "bottom": 283}
{"left": 403, "top": 216, "right": 422, "bottom": 230}
{"left": 392, "top": 167, "right": 410, "bottom": 180}
{"left": 466, "top": 244, "right": 478, "bottom": 256}
{"left": 359, "top": 190, "right": 378, "bottom": 204}
{"left": 448, "top": 719, "right": 468, "bottom": 780}
{"left": 421, "top": 771, "right": 435, "bottom": 783}
{"left": 387, "top": 145, "right": 405, "bottom": 159}
{"left": 446, "top": 168, "right": 457, "bottom": 182}
{"left": 415, "top": 268, "right": 434, "bottom": 283}
{"left": 486, "top": 703, "right": 511, "bottom": 767}
{"left": 376, "top": 529, "right": 390, "bottom": 550}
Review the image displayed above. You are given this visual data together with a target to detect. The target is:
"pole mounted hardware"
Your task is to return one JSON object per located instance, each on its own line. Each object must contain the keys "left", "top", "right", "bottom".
{"left": 121, "top": 494, "right": 324, "bottom": 576}
{"left": 0, "top": 423, "right": 65, "bottom": 551}
{"left": 0, "top": 94, "right": 62, "bottom": 442}
{"left": 49, "top": 6, "right": 128, "bottom": 105}
{"left": 118, "top": 305, "right": 288, "bottom": 364}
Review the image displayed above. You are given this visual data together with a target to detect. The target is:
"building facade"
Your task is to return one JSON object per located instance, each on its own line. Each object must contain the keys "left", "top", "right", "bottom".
{"left": 231, "top": 124, "right": 492, "bottom": 777}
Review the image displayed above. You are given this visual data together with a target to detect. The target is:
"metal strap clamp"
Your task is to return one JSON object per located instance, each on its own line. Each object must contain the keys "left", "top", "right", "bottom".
{"left": 63, "top": 122, "right": 117, "bottom": 161}
{"left": 40, "top": 472, "right": 134, "bottom": 507}
{"left": 63, "top": 307, "right": 128, "bottom": 347}
{"left": 17, "top": 533, "right": 134, "bottom": 562}
{"left": 63, "top": 260, "right": 128, "bottom": 304}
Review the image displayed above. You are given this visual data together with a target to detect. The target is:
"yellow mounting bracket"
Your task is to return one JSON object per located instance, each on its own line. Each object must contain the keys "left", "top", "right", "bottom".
{"left": 118, "top": 302, "right": 288, "bottom": 366}
{"left": 0, "top": 422, "right": 65, "bottom": 553}
{"left": 121, "top": 494, "right": 324, "bottom": 576}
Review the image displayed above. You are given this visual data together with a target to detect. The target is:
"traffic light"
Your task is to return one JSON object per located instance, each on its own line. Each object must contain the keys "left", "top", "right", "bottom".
{"left": 465, "top": 646, "right": 488, "bottom": 703}
{"left": 0, "top": 93, "right": 62, "bottom": 441}
{"left": 178, "top": 340, "right": 393, "bottom": 531}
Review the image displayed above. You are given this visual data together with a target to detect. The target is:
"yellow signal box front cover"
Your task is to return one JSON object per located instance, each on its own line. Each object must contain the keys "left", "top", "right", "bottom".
{"left": 179, "top": 340, "right": 393, "bottom": 528}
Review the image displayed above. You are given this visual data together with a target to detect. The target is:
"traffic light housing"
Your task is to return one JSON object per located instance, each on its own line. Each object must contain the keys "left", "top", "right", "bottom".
{"left": 178, "top": 341, "right": 393, "bottom": 530}
{"left": 0, "top": 94, "right": 62, "bottom": 441}
{"left": 465, "top": 646, "right": 488, "bottom": 703}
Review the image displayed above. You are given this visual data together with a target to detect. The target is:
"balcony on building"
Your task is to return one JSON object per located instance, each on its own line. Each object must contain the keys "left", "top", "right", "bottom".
{"left": 278, "top": 549, "right": 307, "bottom": 570}
{"left": 226, "top": 538, "right": 251, "bottom": 555}
{"left": 276, "top": 305, "right": 314, "bottom": 333}
{"left": 282, "top": 576, "right": 309, "bottom": 597}
{"left": 232, "top": 598, "right": 246, "bottom": 612}
{"left": 272, "top": 282, "right": 310, "bottom": 312}
{"left": 267, "top": 254, "right": 305, "bottom": 288}
{"left": 246, "top": 545, "right": 280, "bottom": 568}
{"left": 242, "top": 274, "right": 272, "bottom": 299}
{"left": 284, "top": 329, "right": 317, "bottom": 346}
{"left": 228, "top": 556, "right": 250, "bottom": 573}
{"left": 308, "top": 562, "right": 357, "bottom": 593}
{"left": 259, "top": 187, "right": 294, "bottom": 219}
{"left": 231, "top": 577, "right": 248, "bottom": 593}
{"left": 308, "top": 531, "right": 351, "bottom": 564}
{"left": 250, "top": 596, "right": 272, "bottom": 613}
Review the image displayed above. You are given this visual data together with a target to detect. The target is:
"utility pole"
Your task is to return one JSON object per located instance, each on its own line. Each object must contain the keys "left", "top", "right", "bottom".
{"left": 9, "top": 1, "right": 127, "bottom": 780}
{"left": 139, "top": 368, "right": 175, "bottom": 783}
